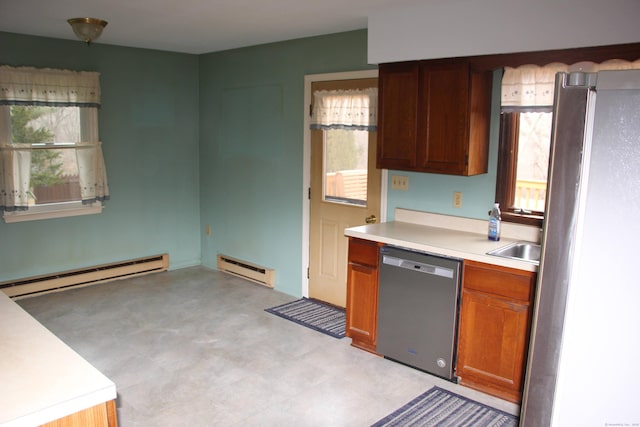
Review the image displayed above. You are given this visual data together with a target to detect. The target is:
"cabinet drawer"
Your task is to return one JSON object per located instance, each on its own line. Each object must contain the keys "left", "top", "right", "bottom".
{"left": 348, "top": 238, "right": 379, "bottom": 267}
{"left": 463, "top": 260, "right": 535, "bottom": 301}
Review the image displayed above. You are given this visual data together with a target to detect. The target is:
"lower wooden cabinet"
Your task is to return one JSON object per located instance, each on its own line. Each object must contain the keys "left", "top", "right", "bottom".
{"left": 345, "top": 238, "right": 380, "bottom": 353}
{"left": 344, "top": 241, "right": 536, "bottom": 402}
{"left": 41, "top": 400, "right": 117, "bottom": 427}
{"left": 456, "top": 260, "right": 536, "bottom": 403}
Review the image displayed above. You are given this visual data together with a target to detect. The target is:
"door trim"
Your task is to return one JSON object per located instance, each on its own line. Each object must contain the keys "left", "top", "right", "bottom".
{"left": 302, "top": 69, "right": 387, "bottom": 298}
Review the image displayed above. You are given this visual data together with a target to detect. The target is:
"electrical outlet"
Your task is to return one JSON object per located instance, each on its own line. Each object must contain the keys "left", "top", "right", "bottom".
{"left": 391, "top": 175, "right": 409, "bottom": 191}
{"left": 453, "top": 191, "right": 463, "bottom": 208}
{"left": 205, "top": 224, "right": 211, "bottom": 236}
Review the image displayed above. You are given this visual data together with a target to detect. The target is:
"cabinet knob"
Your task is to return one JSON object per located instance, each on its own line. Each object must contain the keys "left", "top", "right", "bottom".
{"left": 365, "top": 214, "right": 377, "bottom": 224}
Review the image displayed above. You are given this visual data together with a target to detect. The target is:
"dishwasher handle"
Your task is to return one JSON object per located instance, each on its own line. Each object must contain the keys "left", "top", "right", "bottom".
{"left": 382, "top": 255, "right": 454, "bottom": 279}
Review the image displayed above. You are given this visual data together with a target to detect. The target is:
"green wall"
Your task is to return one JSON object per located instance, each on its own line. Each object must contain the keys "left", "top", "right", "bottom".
{"left": 198, "top": 30, "right": 375, "bottom": 297}
{"left": 0, "top": 32, "right": 201, "bottom": 281}
{"left": 1, "top": 28, "right": 502, "bottom": 298}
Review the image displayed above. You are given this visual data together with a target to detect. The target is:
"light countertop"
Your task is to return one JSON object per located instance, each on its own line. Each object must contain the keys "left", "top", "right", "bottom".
{"left": 0, "top": 292, "right": 116, "bottom": 427}
{"left": 344, "top": 209, "right": 540, "bottom": 272}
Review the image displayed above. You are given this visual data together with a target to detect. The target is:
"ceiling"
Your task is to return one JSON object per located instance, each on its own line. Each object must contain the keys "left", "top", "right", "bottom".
{"left": 0, "top": 0, "right": 416, "bottom": 54}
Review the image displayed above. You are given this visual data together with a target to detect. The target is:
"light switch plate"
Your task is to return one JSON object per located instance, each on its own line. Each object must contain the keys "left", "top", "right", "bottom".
{"left": 391, "top": 175, "right": 409, "bottom": 191}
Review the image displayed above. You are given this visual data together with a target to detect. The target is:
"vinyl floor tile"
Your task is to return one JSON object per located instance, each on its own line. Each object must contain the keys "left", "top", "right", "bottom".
{"left": 18, "top": 267, "right": 519, "bottom": 426}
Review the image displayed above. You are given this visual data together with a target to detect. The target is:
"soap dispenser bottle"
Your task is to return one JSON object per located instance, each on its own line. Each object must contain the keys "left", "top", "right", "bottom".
{"left": 488, "top": 203, "right": 501, "bottom": 241}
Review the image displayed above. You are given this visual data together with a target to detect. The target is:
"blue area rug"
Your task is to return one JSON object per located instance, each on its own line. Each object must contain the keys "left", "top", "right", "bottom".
{"left": 265, "top": 297, "right": 345, "bottom": 338}
{"left": 372, "top": 386, "right": 518, "bottom": 427}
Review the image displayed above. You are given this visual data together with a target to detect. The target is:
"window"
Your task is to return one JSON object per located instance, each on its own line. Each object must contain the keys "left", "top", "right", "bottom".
{"left": 496, "top": 109, "right": 553, "bottom": 224}
{"left": 496, "top": 59, "right": 640, "bottom": 225}
{"left": 323, "top": 128, "right": 369, "bottom": 206}
{"left": 0, "top": 66, "right": 109, "bottom": 223}
{"left": 310, "top": 87, "right": 377, "bottom": 207}
{"left": 495, "top": 64, "right": 563, "bottom": 225}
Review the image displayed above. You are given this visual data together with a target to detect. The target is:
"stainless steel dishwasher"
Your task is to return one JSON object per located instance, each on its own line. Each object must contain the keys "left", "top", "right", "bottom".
{"left": 377, "top": 245, "right": 462, "bottom": 381}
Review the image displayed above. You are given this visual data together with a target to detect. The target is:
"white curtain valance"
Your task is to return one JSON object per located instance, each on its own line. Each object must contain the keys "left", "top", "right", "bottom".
{"left": 501, "top": 63, "right": 569, "bottom": 108}
{"left": 310, "top": 88, "right": 377, "bottom": 131}
{"left": 502, "top": 59, "right": 640, "bottom": 108}
{"left": 0, "top": 65, "right": 101, "bottom": 107}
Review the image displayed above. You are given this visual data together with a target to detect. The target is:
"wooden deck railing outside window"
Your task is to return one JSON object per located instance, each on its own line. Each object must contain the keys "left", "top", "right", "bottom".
{"left": 515, "top": 179, "right": 546, "bottom": 212}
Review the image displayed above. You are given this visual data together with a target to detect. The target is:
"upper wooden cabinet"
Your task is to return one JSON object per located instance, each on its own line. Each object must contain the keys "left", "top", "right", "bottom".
{"left": 377, "top": 59, "right": 493, "bottom": 176}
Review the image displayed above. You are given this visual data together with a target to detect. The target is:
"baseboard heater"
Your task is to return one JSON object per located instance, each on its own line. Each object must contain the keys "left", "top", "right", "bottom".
{"left": 217, "top": 254, "right": 274, "bottom": 288}
{"left": 0, "top": 254, "right": 169, "bottom": 299}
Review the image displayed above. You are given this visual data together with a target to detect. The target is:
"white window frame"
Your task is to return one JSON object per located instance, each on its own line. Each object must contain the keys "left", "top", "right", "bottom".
{"left": 3, "top": 200, "right": 103, "bottom": 223}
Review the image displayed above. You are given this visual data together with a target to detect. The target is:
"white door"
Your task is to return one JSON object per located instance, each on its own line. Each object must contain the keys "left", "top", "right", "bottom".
{"left": 308, "top": 78, "right": 381, "bottom": 307}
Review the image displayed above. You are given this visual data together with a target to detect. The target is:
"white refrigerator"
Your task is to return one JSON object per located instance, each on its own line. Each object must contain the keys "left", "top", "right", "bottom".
{"left": 521, "top": 70, "right": 640, "bottom": 426}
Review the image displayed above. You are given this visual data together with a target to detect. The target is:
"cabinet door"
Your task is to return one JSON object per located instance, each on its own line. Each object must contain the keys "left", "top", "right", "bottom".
{"left": 417, "top": 61, "right": 470, "bottom": 174}
{"left": 456, "top": 260, "right": 536, "bottom": 403}
{"left": 456, "top": 288, "right": 531, "bottom": 403}
{"left": 376, "top": 60, "right": 491, "bottom": 175}
{"left": 345, "top": 262, "right": 378, "bottom": 352}
{"left": 345, "top": 238, "right": 379, "bottom": 354}
{"left": 377, "top": 62, "right": 419, "bottom": 170}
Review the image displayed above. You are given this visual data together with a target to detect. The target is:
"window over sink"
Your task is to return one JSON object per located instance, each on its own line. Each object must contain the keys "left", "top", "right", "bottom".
{"left": 495, "top": 59, "right": 640, "bottom": 226}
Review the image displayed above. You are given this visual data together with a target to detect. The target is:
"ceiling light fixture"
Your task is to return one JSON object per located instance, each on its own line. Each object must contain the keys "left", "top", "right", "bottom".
{"left": 67, "top": 17, "right": 108, "bottom": 45}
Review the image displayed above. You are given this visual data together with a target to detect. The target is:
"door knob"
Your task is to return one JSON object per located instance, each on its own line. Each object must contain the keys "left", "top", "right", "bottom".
{"left": 365, "top": 214, "right": 377, "bottom": 224}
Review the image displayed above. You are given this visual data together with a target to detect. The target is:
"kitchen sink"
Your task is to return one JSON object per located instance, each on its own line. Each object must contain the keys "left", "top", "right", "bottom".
{"left": 487, "top": 241, "right": 541, "bottom": 264}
